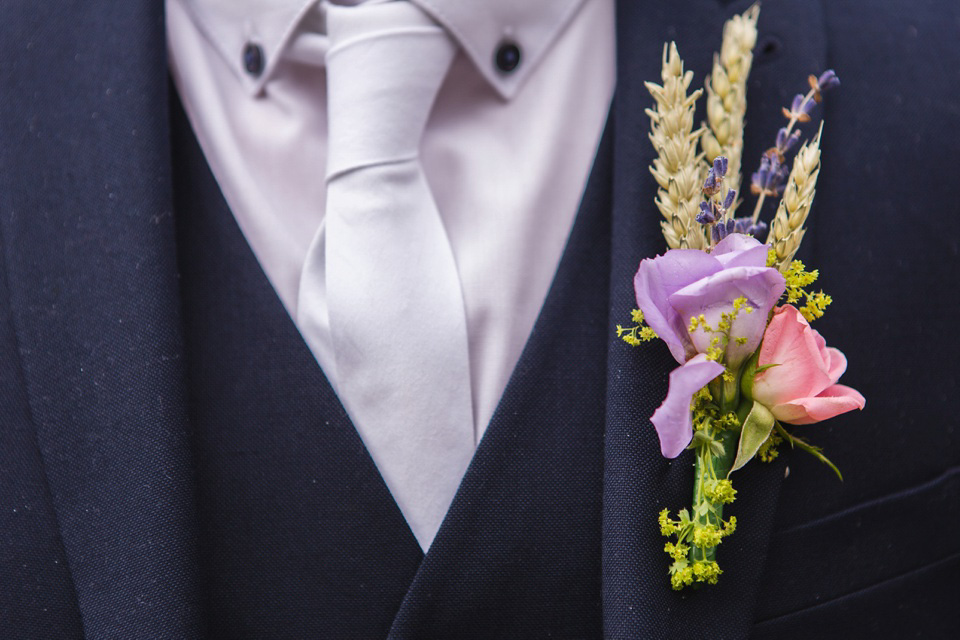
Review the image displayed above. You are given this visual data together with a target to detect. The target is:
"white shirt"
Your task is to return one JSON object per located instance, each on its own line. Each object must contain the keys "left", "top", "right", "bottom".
{"left": 167, "top": 0, "right": 615, "bottom": 549}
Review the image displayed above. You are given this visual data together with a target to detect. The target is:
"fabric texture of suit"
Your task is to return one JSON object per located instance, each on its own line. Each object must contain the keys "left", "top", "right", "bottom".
{"left": 1, "top": 0, "right": 958, "bottom": 638}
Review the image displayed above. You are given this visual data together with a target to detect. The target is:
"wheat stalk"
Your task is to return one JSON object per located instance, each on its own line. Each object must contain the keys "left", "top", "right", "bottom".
{"left": 701, "top": 4, "right": 760, "bottom": 218}
{"left": 766, "top": 122, "right": 823, "bottom": 271}
{"left": 646, "top": 42, "right": 708, "bottom": 250}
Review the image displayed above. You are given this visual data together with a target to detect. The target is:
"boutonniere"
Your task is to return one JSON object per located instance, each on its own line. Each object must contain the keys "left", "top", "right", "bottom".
{"left": 616, "top": 4, "right": 865, "bottom": 590}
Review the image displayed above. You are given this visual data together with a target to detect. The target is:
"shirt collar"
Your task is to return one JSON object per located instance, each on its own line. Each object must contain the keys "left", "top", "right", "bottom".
{"left": 176, "top": 0, "right": 586, "bottom": 99}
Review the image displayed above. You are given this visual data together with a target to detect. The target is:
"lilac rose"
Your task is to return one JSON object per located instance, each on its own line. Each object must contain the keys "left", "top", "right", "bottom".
{"left": 634, "top": 234, "right": 786, "bottom": 458}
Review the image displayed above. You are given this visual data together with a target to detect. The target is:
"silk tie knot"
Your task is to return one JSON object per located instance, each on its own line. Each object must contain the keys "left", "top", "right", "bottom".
{"left": 324, "top": 2, "right": 457, "bottom": 179}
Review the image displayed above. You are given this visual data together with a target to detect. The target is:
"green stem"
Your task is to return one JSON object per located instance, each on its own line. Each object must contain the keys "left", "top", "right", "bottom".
{"left": 721, "top": 376, "right": 740, "bottom": 414}
{"left": 689, "top": 379, "right": 741, "bottom": 563}
{"left": 774, "top": 422, "right": 844, "bottom": 481}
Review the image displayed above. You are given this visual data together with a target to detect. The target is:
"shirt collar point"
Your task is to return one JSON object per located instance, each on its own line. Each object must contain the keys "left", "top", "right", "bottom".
{"left": 484, "top": 72, "right": 524, "bottom": 102}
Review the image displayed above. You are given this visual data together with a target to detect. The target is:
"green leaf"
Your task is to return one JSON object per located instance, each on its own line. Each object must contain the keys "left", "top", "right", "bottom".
{"left": 728, "top": 401, "right": 776, "bottom": 476}
{"left": 708, "top": 439, "right": 726, "bottom": 457}
{"left": 690, "top": 431, "right": 713, "bottom": 448}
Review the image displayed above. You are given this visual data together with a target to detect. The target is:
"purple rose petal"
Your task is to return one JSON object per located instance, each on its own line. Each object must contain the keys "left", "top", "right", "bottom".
{"left": 711, "top": 234, "right": 770, "bottom": 268}
{"left": 651, "top": 354, "right": 725, "bottom": 458}
{"left": 634, "top": 249, "right": 719, "bottom": 364}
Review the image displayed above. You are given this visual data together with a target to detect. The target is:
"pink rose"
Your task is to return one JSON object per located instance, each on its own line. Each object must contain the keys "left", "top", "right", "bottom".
{"left": 751, "top": 305, "right": 865, "bottom": 425}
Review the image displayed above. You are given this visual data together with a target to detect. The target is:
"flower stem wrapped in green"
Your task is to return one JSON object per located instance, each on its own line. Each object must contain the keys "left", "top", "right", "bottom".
{"left": 659, "top": 385, "right": 740, "bottom": 589}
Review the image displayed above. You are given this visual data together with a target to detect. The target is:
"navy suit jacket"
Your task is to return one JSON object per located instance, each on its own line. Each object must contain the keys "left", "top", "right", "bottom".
{"left": 1, "top": 0, "right": 958, "bottom": 638}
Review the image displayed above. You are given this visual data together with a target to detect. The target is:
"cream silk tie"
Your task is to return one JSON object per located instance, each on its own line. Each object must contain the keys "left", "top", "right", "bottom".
{"left": 297, "top": 1, "right": 474, "bottom": 551}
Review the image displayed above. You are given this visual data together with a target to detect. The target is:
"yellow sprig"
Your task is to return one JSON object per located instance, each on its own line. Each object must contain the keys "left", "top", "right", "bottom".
{"left": 784, "top": 260, "right": 832, "bottom": 321}
{"left": 617, "top": 309, "right": 659, "bottom": 346}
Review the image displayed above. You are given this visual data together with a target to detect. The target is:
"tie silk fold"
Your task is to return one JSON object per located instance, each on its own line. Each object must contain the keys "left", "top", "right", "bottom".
{"left": 297, "top": 1, "right": 474, "bottom": 551}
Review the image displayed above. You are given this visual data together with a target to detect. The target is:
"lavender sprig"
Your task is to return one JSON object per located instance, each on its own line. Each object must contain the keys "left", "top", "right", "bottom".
{"left": 766, "top": 123, "right": 824, "bottom": 272}
{"left": 696, "top": 156, "right": 768, "bottom": 245}
{"left": 749, "top": 70, "right": 840, "bottom": 224}
{"left": 750, "top": 149, "right": 790, "bottom": 198}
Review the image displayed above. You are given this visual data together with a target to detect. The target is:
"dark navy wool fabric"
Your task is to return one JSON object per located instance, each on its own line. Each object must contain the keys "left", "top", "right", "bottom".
{"left": 171, "top": 100, "right": 424, "bottom": 639}
{"left": 1, "top": 0, "right": 959, "bottom": 638}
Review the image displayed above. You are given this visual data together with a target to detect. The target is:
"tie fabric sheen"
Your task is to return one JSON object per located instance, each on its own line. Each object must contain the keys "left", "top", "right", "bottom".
{"left": 297, "top": 1, "right": 474, "bottom": 551}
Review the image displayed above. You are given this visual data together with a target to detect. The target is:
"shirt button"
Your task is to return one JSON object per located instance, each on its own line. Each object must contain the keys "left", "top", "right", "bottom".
{"left": 243, "top": 42, "right": 265, "bottom": 77}
{"left": 494, "top": 41, "right": 521, "bottom": 73}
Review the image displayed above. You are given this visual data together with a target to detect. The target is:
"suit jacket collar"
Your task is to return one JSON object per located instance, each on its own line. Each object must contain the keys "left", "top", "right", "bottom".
{"left": 0, "top": 1, "right": 204, "bottom": 638}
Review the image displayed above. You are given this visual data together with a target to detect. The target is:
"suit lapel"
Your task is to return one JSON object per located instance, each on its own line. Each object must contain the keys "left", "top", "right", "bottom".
{"left": 602, "top": 1, "right": 826, "bottom": 638}
{"left": 0, "top": 1, "right": 203, "bottom": 638}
